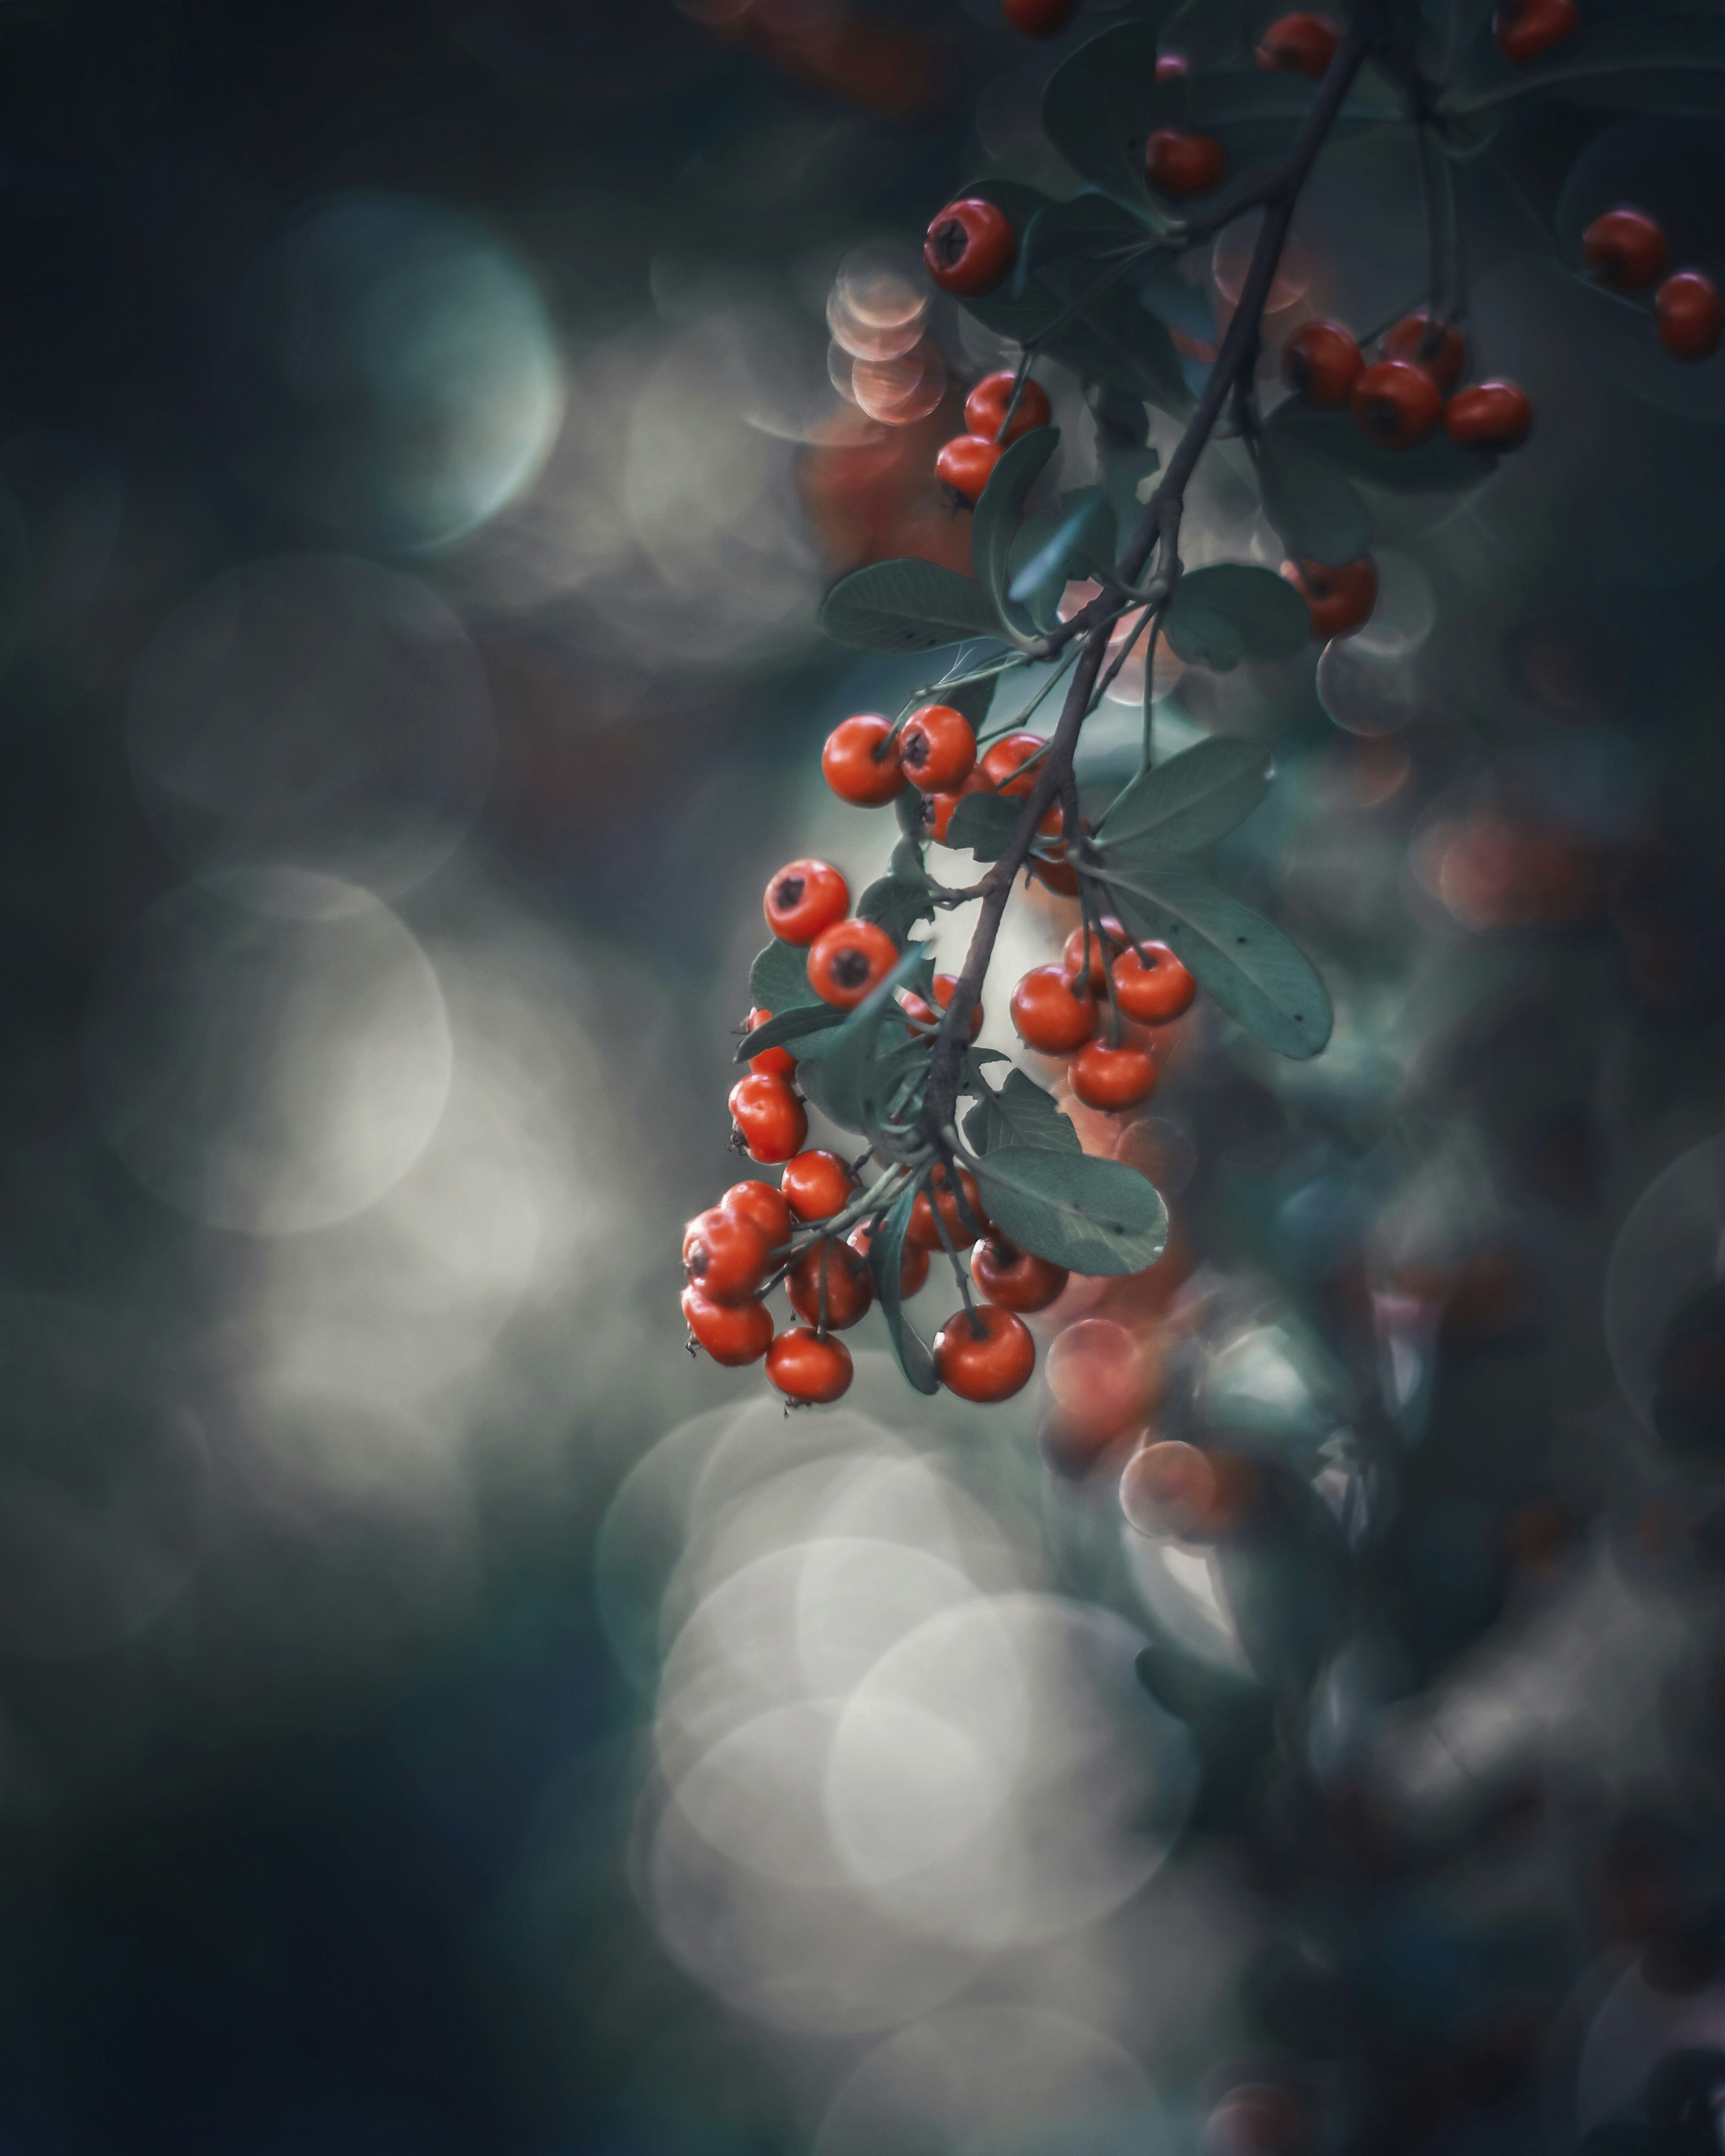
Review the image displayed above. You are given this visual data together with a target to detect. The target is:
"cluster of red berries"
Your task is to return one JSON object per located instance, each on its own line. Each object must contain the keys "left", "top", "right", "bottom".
{"left": 934, "top": 370, "right": 1053, "bottom": 506}
{"left": 1284, "top": 307, "right": 1533, "bottom": 456}
{"left": 1582, "top": 206, "right": 1721, "bottom": 363}
{"left": 1012, "top": 917, "right": 1195, "bottom": 1110}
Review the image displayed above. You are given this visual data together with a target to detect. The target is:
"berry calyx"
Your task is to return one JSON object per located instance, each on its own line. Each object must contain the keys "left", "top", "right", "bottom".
{"left": 972, "top": 1239, "right": 1069, "bottom": 1313}
{"left": 1349, "top": 357, "right": 1443, "bottom": 448}
{"left": 1255, "top": 11, "right": 1340, "bottom": 77}
{"left": 682, "top": 1286, "right": 774, "bottom": 1368}
{"left": 899, "top": 704, "right": 977, "bottom": 792}
{"left": 1443, "top": 380, "right": 1534, "bottom": 452}
{"left": 926, "top": 768, "right": 991, "bottom": 845}
{"left": 1010, "top": 964, "right": 1098, "bottom": 1054}
{"left": 964, "top": 370, "right": 1053, "bottom": 444}
{"left": 766, "top": 1325, "right": 854, "bottom": 1404}
{"left": 1001, "top": 0, "right": 1079, "bottom": 35}
{"left": 781, "top": 1147, "right": 858, "bottom": 1222}
{"left": 728, "top": 1071, "right": 808, "bottom": 1163}
{"left": 908, "top": 1163, "right": 989, "bottom": 1251}
{"left": 1062, "top": 916, "right": 1129, "bottom": 994}
{"left": 849, "top": 1224, "right": 930, "bottom": 1297}
{"left": 1658, "top": 270, "right": 1722, "bottom": 362}
{"left": 808, "top": 918, "right": 900, "bottom": 1009}
{"left": 1070, "top": 1038, "right": 1159, "bottom": 1111}
{"left": 924, "top": 198, "right": 1017, "bottom": 298}
{"left": 1382, "top": 310, "right": 1466, "bottom": 394}
{"left": 980, "top": 731, "right": 1047, "bottom": 797}
{"left": 746, "top": 1007, "right": 796, "bottom": 1080}
{"left": 1146, "top": 128, "right": 1227, "bottom": 198}
{"left": 682, "top": 1205, "right": 771, "bottom": 1305}
{"left": 1583, "top": 207, "right": 1668, "bottom": 291}
{"left": 1283, "top": 319, "right": 1362, "bottom": 408}
{"left": 822, "top": 714, "right": 905, "bottom": 808}
{"left": 933, "top": 1303, "right": 1036, "bottom": 1402}
{"left": 1280, "top": 554, "right": 1378, "bottom": 640}
{"left": 903, "top": 972, "right": 982, "bottom": 1040}
{"left": 763, "top": 859, "right": 850, "bottom": 946}
{"left": 786, "top": 1237, "right": 875, "bottom": 1329}
{"left": 935, "top": 434, "right": 1005, "bottom": 504}
{"left": 1111, "top": 942, "right": 1197, "bottom": 1023}
{"left": 1493, "top": 0, "right": 1577, "bottom": 65}
{"left": 721, "top": 1178, "right": 794, "bottom": 1252}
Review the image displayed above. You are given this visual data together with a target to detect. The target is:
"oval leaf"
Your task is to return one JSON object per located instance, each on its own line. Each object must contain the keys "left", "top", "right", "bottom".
{"left": 749, "top": 937, "right": 825, "bottom": 1014}
{"left": 963, "top": 1069, "right": 1081, "bottom": 1157}
{"left": 870, "top": 1179, "right": 938, "bottom": 1395}
{"left": 1095, "top": 735, "right": 1271, "bottom": 854}
{"left": 819, "top": 559, "right": 1007, "bottom": 654}
{"left": 1266, "top": 402, "right": 1489, "bottom": 498}
{"left": 972, "top": 427, "right": 1060, "bottom": 624}
{"left": 818, "top": 942, "right": 934, "bottom": 1136}
{"left": 972, "top": 1146, "right": 1169, "bottom": 1276}
{"left": 733, "top": 1003, "right": 844, "bottom": 1063}
{"left": 1164, "top": 564, "right": 1309, "bottom": 671}
{"left": 946, "top": 790, "right": 1023, "bottom": 862}
{"left": 1259, "top": 432, "right": 1371, "bottom": 569}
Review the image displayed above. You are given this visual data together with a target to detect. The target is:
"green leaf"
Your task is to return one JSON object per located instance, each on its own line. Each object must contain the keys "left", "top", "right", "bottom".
{"left": 1043, "top": 26, "right": 1167, "bottom": 211}
{"left": 869, "top": 1180, "right": 938, "bottom": 1395}
{"left": 857, "top": 848, "right": 936, "bottom": 946}
{"left": 1008, "top": 494, "right": 1116, "bottom": 608}
{"left": 972, "top": 1146, "right": 1169, "bottom": 1277}
{"left": 940, "top": 180, "right": 1069, "bottom": 348}
{"left": 927, "top": 674, "right": 998, "bottom": 732}
{"left": 1446, "top": 11, "right": 1725, "bottom": 120}
{"left": 1163, "top": 564, "right": 1309, "bottom": 672}
{"left": 732, "top": 1002, "right": 845, "bottom": 1063}
{"left": 748, "top": 938, "right": 824, "bottom": 1014}
{"left": 1048, "top": 279, "right": 1191, "bottom": 419}
{"left": 945, "top": 790, "right": 1023, "bottom": 862}
{"left": 972, "top": 428, "right": 1060, "bottom": 627}
{"left": 963, "top": 1069, "right": 1082, "bottom": 1158}
{"left": 1018, "top": 193, "right": 1160, "bottom": 289}
{"left": 1105, "top": 866, "right": 1332, "bottom": 1059}
{"left": 819, "top": 560, "right": 1008, "bottom": 654}
{"left": 1095, "top": 735, "right": 1271, "bottom": 854}
{"left": 817, "top": 942, "right": 934, "bottom": 1136}
{"left": 1265, "top": 402, "right": 1488, "bottom": 498}
{"left": 1259, "top": 431, "right": 1371, "bottom": 569}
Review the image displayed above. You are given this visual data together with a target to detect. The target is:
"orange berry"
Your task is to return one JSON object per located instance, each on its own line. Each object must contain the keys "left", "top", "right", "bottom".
{"left": 781, "top": 1148, "right": 858, "bottom": 1222}
{"left": 935, "top": 434, "right": 1004, "bottom": 503}
{"left": 1583, "top": 207, "right": 1668, "bottom": 291}
{"left": 721, "top": 1179, "right": 794, "bottom": 1253}
{"left": 727, "top": 1072, "right": 808, "bottom": 1163}
{"left": 1010, "top": 964, "right": 1098, "bottom": 1054}
{"left": 744, "top": 1006, "right": 797, "bottom": 1080}
{"left": 848, "top": 1223, "right": 930, "bottom": 1297}
{"left": 682, "top": 1286, "right": 773, "bottom": 1367}
{"left": 1110, "top": 942, "right": 1196, "bottom": 1023}
{"left": 924, "top": 198, "right": 1017, "bottom": 298}
{"left": 1350, "top": 357, "right": 1443, "bottom": 448}
{"left": 971, "top": 1239, "right": 1068, "bottom": 1313}
{"left": 1146, "top": 128, "right": 1226, "bottom": 197}
{"left": 682, "top": 1205, "right": 771, "bottom": 1305}
{"left": 1382, "top": 310, "right": 1466, "bottom": 394}
{"left": 903, "top": 972, "right": 982, "bottom": 1040}
{"left": 765, "top": 1325, "right": 854, "bottom": 1404}
{"left": 808, "top": 918, "right": 899, "bottom": 1009}
{"left": 1443, "top": 381, "right": 1533, "bottom": 452}
{"left": 786, "top": 1237, "right": 875, "bottom": 1329}
{"left": 822, "top": 714, "right": 905, "bottom": 808}
{"left": 898, "top": 704, "right": 977, "bottom": 792}
{"left": 908, "top": 1163, "right": 988, "bottom": 1251}
{"left": 763, "top": 859, "right": 850, "bottom": 945}
{"left": 1061, "top": 917, "right": 1129, "bottom": 994}
{"left": 933, "top": 1303, "right": 1036, "bottom": 1402}
{"left": 1282, "top": 319, "right": 1362, "bottom": 408}
{"left": 1280, "top": 555, "right": 1378, "bottom": 640}
{"left": 1658, "top": 270, "right": 1722, "bottom": 362}
{"left": 1070, "top": 1038, "right": 1158, "bottom": 1111}
{"left": 964, "top": 370, "right": 1053, "bottom": 443}
{"left": 980, "top": 731, "right": 1046, "bottom": 797}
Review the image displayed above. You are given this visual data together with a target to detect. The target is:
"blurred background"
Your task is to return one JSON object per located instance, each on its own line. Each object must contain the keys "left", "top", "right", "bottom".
{"left": 7, "top": 0, "right": 1725, "bottom": 2149}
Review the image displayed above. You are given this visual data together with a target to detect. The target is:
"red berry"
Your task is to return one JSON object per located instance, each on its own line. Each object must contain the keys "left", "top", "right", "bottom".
{"left": 728, "top": 1071, "right": 808, "bottom": 1164}
{"left": 763, "top": 858, "right": 850, "bottom": 945}
{"left": 721, "top": 1178, "right": 794, "bottom": 1252}
{"left": 899, "top": 704, "right": 977, "bottom": 792}
{"left": 1583, "top": 208, "right": 1668, "bottom": 291}
{"left": 1146, "top": 128, "right": 1227, "bottom": 198}
{"left": 682, "top": 1204, "right": 771, "bottom": 1305}
{"left": 1255, "top": 11, "right": 1340, "bottom": 77}
{"left": 786, "top": 1237, "right": 875, "bottom": 1330}
{"left": 1070, "top": 1038, "right": 1158, "bottom": 1111}
{"left": 1061, "top": 917, "right": 1129, "bottom": 994}
{"left": 908, "top": 1163, "right": 989, "bottom": 1251}
{"left": 766, "top": 1325, "right": 854, "bottom": 1404}
{"left": 1280, "top": 554, "right": 1378, "bottom": 639}
{"left": 971, "top": 1239, "right": 1068, "bottom": 1313}
{"left": 1010, "top": 964, "right": 1098, "bottom": 1054}
{"left": 964, "top": 370, "right": 1053, "bottom": 444}
{"left": 823, "top": 714, "right": 905, "bottom": 808}
{"left": 1119, "top": 1439, "right": 1251, "bottom": 1540}
{"left": 1382, "top": 310, "right": 1466, "bottom": 394}
{"left": 903, "top": 972, "right": 982, "bottom": 1040}
{"left": 781, "top": 1147, "right": 858, "bottom": 1222}
{"left": 1001, "top": 0, "right": 1078, "bottom": 34}
{"left": 1350, "top": 357, "right": 1443, "bottom": 447}
{"left": 933, "top": 1303, "right": 1036, "bottom": 1402}
{"left": 1443, "top": 380, "right": 1533, "bottom": 452}
{"left": 682, "top": 1286, "right": 774, "bottom": 1368}
{"left": 848, "top": 1223, "right": 930, "bottom": 1297}
{"left": 924, "top": 198, "right": 1017, "bottom": 298}
{"left": 935, "top": 434, "right": 1005, "bottom": 504}
{"left": 1155, "top": 50, "right": 1189, "bottom": 78}
{"left": 745, "top": 1007, "right": 797, "bottom": 1080}
{"left": 1111, "top": 942, "right": 1196, "bottom": 1023}
{"left": 980, "top": 731, "right": 1046, "bottom": 798}
{"left": 925, "top": 767, "right": 991, "bottom": 845}
{"left": 1658, "top": 270, "right": 1722, "bottom": 362}
{"left": 1493, "top": 0, "right": 1577, "bottom": 64}
{"left": 1282, "top": 319, "right": 1363, "bottom": 408}
{"left": 808, "top": 917, "right": 899, "bottom": 1009}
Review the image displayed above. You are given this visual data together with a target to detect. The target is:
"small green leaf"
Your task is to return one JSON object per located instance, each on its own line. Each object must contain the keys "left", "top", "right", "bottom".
{"left": 963, "top": 1068, "right": 1082, "bottom": 1158}
{"left": 1008, "top": 494, "right": 1116, "bottom": 606}
{"left": 857, "top": 859, "right": 936, "bottom": 947}
{"left": 749, "top": 938, "right": 824, "bottom": 1014}
{"left": 1018, "top": 193, "right": 1159, "bottom": 291}
{"left": 733, "top": 1003, "right": 844, "bottom": 1063}
{"left": 1105, "top": 866, "right": 1332, "bottom": 1060}
{"left": 1043, "top": 28, "right": 1167, "bottom": 211}
{"left": 972, "top": 428, "right": 1060, "bottom": 628}
{"left": 1259, "top": 432, "right": 1371, "bottom": 569}
{"left": 928, "top": 674, "right": 998, "bottom": 732}
{"left": 870, "top": 1180, "right": 938, "bottom": 1395}
{"left": 945, "top": 790, "right": 1023, "bottom": 862}
{"left": 817, "top": 943, "right": 934, "bottom": 1136}
{"left": 973, "top": 1146, "right": 1169, "bottom": 1276}
{"left": 1095, "top": 736, "right": 1271, "bottom": 854}
{"left": 1163, "top": 564, "right": 1309, "bottom": 672}
{"left": 819, "top": 560, "right": 1008, "bottom": 654}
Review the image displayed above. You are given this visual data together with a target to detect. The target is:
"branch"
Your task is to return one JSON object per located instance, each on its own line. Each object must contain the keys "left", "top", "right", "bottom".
{"left": 919, "top": 0, "right": 1393, "bottom": 1146}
